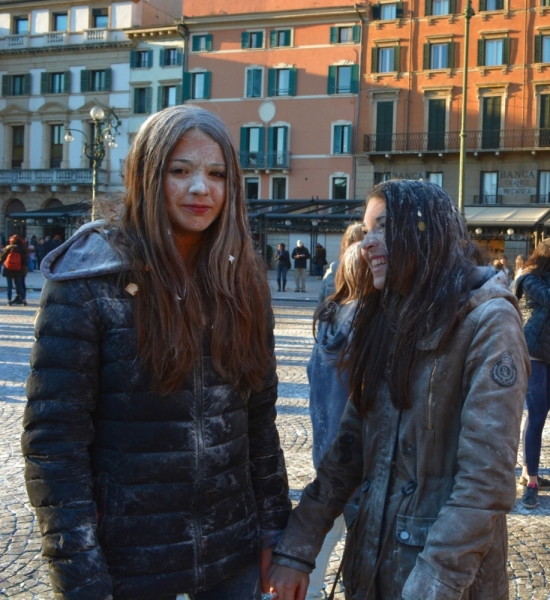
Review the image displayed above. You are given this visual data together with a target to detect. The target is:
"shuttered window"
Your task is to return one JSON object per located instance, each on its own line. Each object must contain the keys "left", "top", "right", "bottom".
{"left": 376, "top": 101, "right": 393, "bottom": 152}
{"left": 267, "top": 68, "right": 297, "bottom": 96}
{"left": 242, "top": 31, "right": 264, "bottom": 49}
{"left": 80, "top": 69, "right": 112, "bottom": 92}
{"left": 327, "top": 65, "right": 359, "bottom": 94}
{"left": 134, "top": 87, "right": 152, "bottom": 114}
{"left": 540, "top": 94, "right": 550, "bottom": 147}
{"left": 239, "top": 126, "right": 265, "bottom": 168}
{"left": 333, "top": 124, "right": 352, "bottom": 154}
{"left": 482, "top": 96, "right": 501, "bottom": 149}
{"left": 427, "top": 99, "right": 446, "bottom": 150}
{"left": 246, "top": 68, "right": 263, "bottom": 98}
{"left": 270, "top": 29, "right": 292, "bottom": 47}
{"left": 191, "top": 35, "right": 212, "bottom": 52}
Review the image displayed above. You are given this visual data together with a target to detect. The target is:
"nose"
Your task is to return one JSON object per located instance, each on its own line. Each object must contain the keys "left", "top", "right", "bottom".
{"left": 361, "top": 231, "right": 379, "bottom": 252}
{"left": 189, "top": 173, "right": 208, "bottom": 195}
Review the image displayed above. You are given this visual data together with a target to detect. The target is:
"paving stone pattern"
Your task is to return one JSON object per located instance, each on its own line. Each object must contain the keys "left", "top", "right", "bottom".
{"left": 0, "top": 297, "right": 549, "bottom": 599}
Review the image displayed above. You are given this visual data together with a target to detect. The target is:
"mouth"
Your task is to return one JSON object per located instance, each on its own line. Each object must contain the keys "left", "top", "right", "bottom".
{"left": 185, "top": 205, "right": 210, "bottom": 215}
{"left": 370, "top": 257, "right": 387, "bottom": 269}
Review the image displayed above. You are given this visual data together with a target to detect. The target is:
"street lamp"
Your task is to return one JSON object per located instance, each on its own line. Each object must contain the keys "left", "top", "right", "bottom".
{"left": 64, "top": 105, "right": 121, "bottom": 221}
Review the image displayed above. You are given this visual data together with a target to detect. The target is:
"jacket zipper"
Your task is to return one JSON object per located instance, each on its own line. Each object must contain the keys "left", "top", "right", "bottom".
{"left": 193, "top": 351, "right": 205, "bottom": 590}
{"left": 426, "top": 358, "right": 439, "bottom": 430}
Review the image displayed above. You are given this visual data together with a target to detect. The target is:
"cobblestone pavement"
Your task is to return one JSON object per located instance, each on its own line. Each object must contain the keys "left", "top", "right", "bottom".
{"left": 0, "top": 297, "right": 549, "bottom": 599}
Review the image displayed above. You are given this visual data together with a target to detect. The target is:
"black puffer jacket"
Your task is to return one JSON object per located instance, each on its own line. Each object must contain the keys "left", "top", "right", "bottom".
{"left": 22, "top": 222, "right": 291, "bottom": 600}
{"left": 516, "top": 271, "right": 550, "bottom": 361}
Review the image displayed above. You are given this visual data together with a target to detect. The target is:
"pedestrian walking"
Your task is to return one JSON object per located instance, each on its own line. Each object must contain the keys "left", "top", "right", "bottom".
{"left": 292, "top": 240, "right": 310, "bottom": 292}
{"left": 306, "top": 241, "right": 365, "bottom": 600}
{"left": 312, "top": 243, "right": 327, "bottom": 279}
{"left": 269, "top": 179, "right": 529, "bottom": 600}
{"left": 516, "top": 240, "right": 550, "bottom": 508}
{"left": 36, "top": 238, "right": 46, "bottom": 268}
{"left": 0, "top": 234, "right": 27, "bottom": 306}
{"left": 22, "top": 105, "right": 291, "bottom": 600}
{"left": 275, "top": 243, "right": 291, "bottom": 292}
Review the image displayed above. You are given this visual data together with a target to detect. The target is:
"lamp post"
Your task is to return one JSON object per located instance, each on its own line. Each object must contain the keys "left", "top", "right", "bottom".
{"left": 457, "top": 0, "right": 475, "bottom": 217}
{"left": 64, "top": 106, "right": 121, "bottom": 221}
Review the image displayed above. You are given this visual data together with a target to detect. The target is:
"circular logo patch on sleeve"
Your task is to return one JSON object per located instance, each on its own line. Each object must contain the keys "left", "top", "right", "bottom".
{"left": 491, "top": 353, "right": 517, "bottom": 387}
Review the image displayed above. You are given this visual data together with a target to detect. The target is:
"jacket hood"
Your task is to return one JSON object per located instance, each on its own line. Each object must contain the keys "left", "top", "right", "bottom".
{"left": 317, "top": 301, "right": 357, "bottom": 352}
{"left": 40, "top": 219, "right": 131, "bottom": 281}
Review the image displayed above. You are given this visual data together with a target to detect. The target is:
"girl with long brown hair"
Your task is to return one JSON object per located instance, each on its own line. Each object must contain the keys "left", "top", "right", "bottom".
{"left": 22, "top": 105, "right": 291, "bottom": 600}
{"left": 270, "top": 179, "right": 529, "bottom": 600}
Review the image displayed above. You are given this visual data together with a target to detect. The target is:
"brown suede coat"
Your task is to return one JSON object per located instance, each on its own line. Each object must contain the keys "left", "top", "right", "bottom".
{"left": 273, "top": 269, "right": 530, "bottom": 600}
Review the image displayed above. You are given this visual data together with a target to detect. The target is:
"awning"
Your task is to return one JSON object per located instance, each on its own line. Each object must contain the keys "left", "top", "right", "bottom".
{"left": 8, "top": 202, "right": 91, "bottom": 219}
{"left": 465, "top": 205, "right": 550, "bottom": 227}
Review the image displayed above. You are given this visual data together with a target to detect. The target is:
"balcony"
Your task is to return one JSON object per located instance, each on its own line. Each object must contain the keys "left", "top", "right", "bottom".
{"left": 240, "top": 152, "right": 265, "bottom": 170}
{"left": 44, "top": 32, "right": 67, "bottom": 45}
{"left": 363, "top": 129, "right": 550, "bottom": 154}
{"left": 531, "top": 194, "right": 550, "bottom": 204}
{"left": 240, "top": 151, "right": 290, "bottom": 170}
{"left": 84, "top": 28, "right": 110, "bottom": 43}
{"left": 6, "top": 34, "right": 29, "bottom": 48}
{"left": 473, "top": 195, "right": 503, "bottom": 205}
{"left": 266, "top": 151, "right": 289, "bottom": 170}
{"left": 0, "top": 168, "right": 107, "bottom": 188}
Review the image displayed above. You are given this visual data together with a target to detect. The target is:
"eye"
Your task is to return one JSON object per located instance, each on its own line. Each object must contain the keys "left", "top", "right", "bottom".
{"left": 211, "top": 170, "right": 226, "bottom": 179}
{"left": 169, "top": 167, "right": 185, "bottom": 175}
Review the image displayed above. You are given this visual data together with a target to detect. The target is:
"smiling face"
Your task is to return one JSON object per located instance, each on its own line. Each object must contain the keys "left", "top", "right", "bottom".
{"left": 361, "top": 196, "right": 387, "bottom": 290}
{"left": 164, "top": 128, "right": 226, "bottom": 257}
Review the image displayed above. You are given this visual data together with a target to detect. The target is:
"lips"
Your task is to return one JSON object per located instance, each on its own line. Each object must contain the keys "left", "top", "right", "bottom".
{"left": 370, "top": 256, "right": 387, "bottom": 269}
{"left": 185, "top": 205, "right": 210, "bottom": 215}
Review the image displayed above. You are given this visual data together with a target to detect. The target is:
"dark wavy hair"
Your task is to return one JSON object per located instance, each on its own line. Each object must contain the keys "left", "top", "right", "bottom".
{"left": 345, "top": 179, "right": 482, "bottom": 415}
{"left": 522, "top": 239, "right": 550, "bottom": 277}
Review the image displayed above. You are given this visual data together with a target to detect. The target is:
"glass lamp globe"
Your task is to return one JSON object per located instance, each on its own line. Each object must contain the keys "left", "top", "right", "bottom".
{"left": 90, "top": 106, "right": 105, "bottom": 121}
{"left": 64, "top": 131, "right": 74, "bottom": 143}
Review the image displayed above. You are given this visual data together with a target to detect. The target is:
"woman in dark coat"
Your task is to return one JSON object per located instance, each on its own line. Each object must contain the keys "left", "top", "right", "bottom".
{"left": 22, "top": 105, "right": 291, "bottom": 600}
{"left": 1, "top": 234, "right": 27, "bottom": 305}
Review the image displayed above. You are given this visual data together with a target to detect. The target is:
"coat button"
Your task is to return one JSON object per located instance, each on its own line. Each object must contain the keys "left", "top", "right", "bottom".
{"left": 400, "top": 531, "right": 410, "bottom": 540}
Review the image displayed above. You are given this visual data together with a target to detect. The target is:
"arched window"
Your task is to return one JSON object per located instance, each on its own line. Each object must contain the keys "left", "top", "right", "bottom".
{"left": 6, "top": 198, "right": 25, "bottom": 215}
{"left": 45, "top": 198, "right": 63, "bottom": 209}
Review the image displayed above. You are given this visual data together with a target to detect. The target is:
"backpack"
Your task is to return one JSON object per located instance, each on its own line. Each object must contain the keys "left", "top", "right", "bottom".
{"left": 4, "top": 249, "right": 21, "bottom": 271}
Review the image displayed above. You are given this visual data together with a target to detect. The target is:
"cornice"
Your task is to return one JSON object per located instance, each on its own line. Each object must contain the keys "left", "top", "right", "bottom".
{"left": 0, "top": 40, "right": 133, "bottom": 56}
{"left": 125, "top": 25, "right": 179, "bottom": 39}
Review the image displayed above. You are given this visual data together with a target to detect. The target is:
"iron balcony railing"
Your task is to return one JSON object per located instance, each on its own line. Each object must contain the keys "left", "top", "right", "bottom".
{"left": 240, "top": 151, "right": 290, "bottom": 170}
{"left": 473, "top": 195, "right": 503, "bottom": 205}
{"left": 0, "top": 168, "right": 107, "bottom": 186}
{"left": 363, "top": 129, "right": 550, "bottom": 154}
{"left": 531, "top": 194, "right": 550, "bottom": 204}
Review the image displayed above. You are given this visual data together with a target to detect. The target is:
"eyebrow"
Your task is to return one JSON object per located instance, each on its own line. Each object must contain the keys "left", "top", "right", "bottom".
{"left": 168, "top": 158, "right": 226, "bottom": 168}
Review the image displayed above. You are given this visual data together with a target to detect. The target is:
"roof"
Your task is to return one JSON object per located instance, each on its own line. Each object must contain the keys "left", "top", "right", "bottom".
{"left": 464, "top": 205, "right": 550, "bottom": 227}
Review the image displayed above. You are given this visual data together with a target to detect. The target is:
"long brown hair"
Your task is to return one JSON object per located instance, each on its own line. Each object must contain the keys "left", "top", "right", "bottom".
{"left": 114, "top": 105, "right": 272, "bottom": 395}
{"left": 522, "top": 240, "right": 550, "bottom": 277}
{"left": 345, "top": 179, "right": 481, "bottom": 415}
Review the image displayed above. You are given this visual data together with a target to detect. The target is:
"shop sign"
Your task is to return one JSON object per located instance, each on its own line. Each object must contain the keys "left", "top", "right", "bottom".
{"left": 498, "top": 170, "right": 537, "bottom": 196}
{"left": 391, "top": 172, "right": 426, "bottom": 180}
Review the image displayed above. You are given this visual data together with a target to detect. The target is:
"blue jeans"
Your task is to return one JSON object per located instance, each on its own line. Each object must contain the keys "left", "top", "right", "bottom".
{"left": 523, "top": 360, "right": 550, "bottom": 475}
{"left": 276, "top": 264, "right": 289, "bottom": 290}
{"left": 5, "top": 275, "right": 25, "bottom": 302}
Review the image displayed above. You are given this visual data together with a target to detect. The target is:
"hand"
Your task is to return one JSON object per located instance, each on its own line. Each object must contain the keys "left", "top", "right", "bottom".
{"left": 260, "top": 547, "right": 274, "bottom": 594}
{"left": 268, "top": 564, "right": 309, "bottom": 600}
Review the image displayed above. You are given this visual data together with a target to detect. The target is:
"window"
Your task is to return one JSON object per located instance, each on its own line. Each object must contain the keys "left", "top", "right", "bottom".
{"left": 183, "top": 72, "right": 211, "bottom": 100}
{"left": 246, "top": 68, "right": 263, "bottom": 98}
{"left": 14, "top": 16, "right": 28, "bottom": 34}
{"left": 267, "top": 68, "right": 297, "bottom": 97}
{"left": 433, "top": 0, "right": 450, "bottom": 14}
{"left": 333, "top": 124, "right": 352, "bottom": 154}
{"left": 428, "top": 172, "right": 443, "bottom": 186}
{"left": 482, "top": 96, "right": 501, "bottom": 148}
{"left": 91, "top": 70, "right": 106, "bottom": 91}
{"left": 50, "top": 124, "right": 63, "bottom": 168}
{"left": 53, "top": 13, "right": 68, "bottom": 32}
{"left": 540, "top": 94, "right": 550, "bottom": 146}
{"left": 80, "top": 68, "right": 111, "bottom": 92}
{"left": 538, "top": 171, "right": 550, "bottom": 203}
{"left": 12, "top": 126, "right": 24, "bottom": 168}
{"left": 270, "top": 29, "right": 291, "bottom": 47}
{"left": 480, "top": 0, "right": 503, "bottom": 9}
{"left": 424, "top": 42, "right": 454, "bottom": 69}
{"left": 329, "top": 25, "right": 361, "bottom": 44}
{"left": 160, "top": 47, "right": 182, "bottom": 66}
{"left": 428, "top": 98, "right": 446, "bottom": 150}
{"left": 131, "top": 50, "right": 153, "bottom": 68}
{"left": 267, "top": 126, "right": 289, "bottom": 168}
{"left": 242, "top": 31, "right": 264, "bottom": 49}
{"left": 92, "top": 8, "right": 108, "bottom": 28}
{"left": 244, "top": 177, "right": 260, "bottom": 200}
{"left": 240, "top": 126, "right": 265, "bottom": 168}
{"left": 331, "top": 176, "right": 348, "bottom": 200}
{"left": 486, "top": 40, "right": 503, "bottom": 66}
{"left": 134, "top": 87, "right": 152, "bottom": 114}
{"left": 41, "top": 71, "right": 70, "bottom": 94}
{"left": 327, "top": 65, "right": 359, "bottom": 94}
{"left": 1, "top": 74, "right": 31, "bottom": 96}
{"left": 12, "top": 75, "right": 25, "bottom": 95}
{"left": 481, "top": 172, "right": 499, "bottom": 204}
{"left": 51, "top": 73, "right": 64, "bottom": 94}
{"left": 191, "top": 34, "right": 212, "bottom": 52}
{"left": 372, "top": 2, "right": 403, "bottom": 19}
{"left": 272, "top": 177, "right": 287, "bottom": 200}
{"left": 478, "top": 38, "right": 510, "bottom": 66}
{"left": 376, "top": 101, "right": 393, "bottom": 151}
{"left": 158, "top": 85, "right": 182, "bottom": 110}
{"left": 535, "top": 34, "right": 550, "bottom": 63}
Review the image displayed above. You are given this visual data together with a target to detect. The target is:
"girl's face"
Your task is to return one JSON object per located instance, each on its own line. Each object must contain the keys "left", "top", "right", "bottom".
{"left": 361, "top": 197, "right": 387, "bottom": 290}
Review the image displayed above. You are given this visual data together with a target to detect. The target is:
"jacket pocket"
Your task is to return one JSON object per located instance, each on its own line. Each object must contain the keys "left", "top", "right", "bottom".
{"left": 394, "top": 514, "right": 437, "bottom": 546}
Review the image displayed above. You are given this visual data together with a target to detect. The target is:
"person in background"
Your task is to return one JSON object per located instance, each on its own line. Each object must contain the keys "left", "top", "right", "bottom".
{"left": 22, "top": 105, "right": 291, "bottom": 600}
{"left": 269, "top": 179, "right": 529, "bottom": 600}
{"left": 275, "top": 243, "right": 291, "bottom": 292}
{"left": 36, "top": 238, "right": 46, "bottom": 268}
{"left": 313, "top": 243, "right": 327, "bottom": 280}
{"left": 500, "top": 254, "right": 514, "bottom": 285}
{"left": 318, "top": 223, "right": 363, "bottom": 304}
{"left": 306, "top": 241, "right": 366, "bottom": 600}
{"left": 1, "top": 234, "right": 27, "bottom": 306}
{"left": 27, "top": 240, "right": 36, "bottom": 272}
{"left": 515, "top": 254, "right": 527, "bottom": 279}
{"left": 292, "top": 240, "right": 310, "bottom": 293}
{"left": 515, "top": 240, "right": 550, "bottom": 508}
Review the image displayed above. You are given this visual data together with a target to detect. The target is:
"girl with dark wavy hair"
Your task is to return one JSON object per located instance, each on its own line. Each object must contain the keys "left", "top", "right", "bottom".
{"left": 22, "top": 105, "right": 291, "bottom": 600}
{"left": 270, "top": 179, "right": 529, "bottom": 600}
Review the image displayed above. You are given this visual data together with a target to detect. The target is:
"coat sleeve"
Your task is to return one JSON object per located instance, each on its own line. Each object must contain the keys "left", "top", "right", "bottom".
{"left": 248, "top": 310, "right": 292, "bottom": 549}
{"left": 522, "top": 274, "right": 550, "bottom": 308}
{"left": 272, "top": 399, "right": 364, "bottom": 572}
{"left": 402, "top": 298, "right": 530, "bottom": 600}
{"left": 21, "top": 279, "right": 113, "bottom": 600}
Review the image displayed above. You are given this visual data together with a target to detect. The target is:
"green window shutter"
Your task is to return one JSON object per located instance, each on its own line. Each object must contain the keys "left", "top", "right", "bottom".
{"left": 428, "top": 99, "right": 446, "bottom": 133}
{"left": 327, "top": 65, "right": 337, "bottom": 94}
{"left": 159, "top": 48, "right": 165, "bottom": 66}
{"left": 157, "top": 86, "right": 164, "bottom": 111}
{"left": 502, "top": 37, "right": 510, "bottom": 64}
{"left": 496, "top": 0, "right": 503, "bottom": 8}
{"left": 133, "top": 88, "right": 139, "bottom": 112}
{"left": 333, "top": 125, "right": 342, "bottom": 153}
{"left": 240, "top": 127, "right": 248, "bottom": 152}
{"left": 426, "top": 0, "right": 433, "bottom": 16}
{"left": 449, "top": 0, "right": 456, "bottom": 13}
{"left": 241, "top": 32, "right": 249, "bottom": 49}
{"left": 1, "top": 75, "right": 9, "bottom": 96}
{"left": 24, "top": 73, "right": 31, "bottom": 95}
{"left": 372, "top": 4, "right": 381, "bottom": 19}
{"left": 283, "top": 125, "right": 288, "bottom": 151}
{"left": 447, "top": 41, "right": 455, "bottom": 68}
{"left": 535, "top": 34, "right": 542, "bottom": 63}
{"left": 182, "top": 72, "right": 192, "bottom": 100}
{"left": 350, "top": 64, "right": 359, "bottom": 93}
{"left": 284, "top": 30, "right": 291, "bottom": 46}
{"left": 64, "top": 71, "right": 71, "bottom": 93}
{"left": 176, "top": 48, "right": 183, "bottom": 64}
{"left": 145, "top": 86, "right": 152, "bottom": 112}
{"left": 479, "top": 0, "right": 486, "bottom": 10}
{"left": 377, "top": 101, "right": 394, "bottom": 135}
{"left": 540, "top": 94, "right": 550, "bottom": 128}
{"left": 288, "top": 67, "right": 297, "bottom": 96}
{"left": 104, "top": 68, "right": 112, "bottom": 91}
{"left": 130, "top": 50, "right": 137, "bottom": 68}
{"left": 205, "top": 35, "right": 213, "bottom": 51}
{"left": 192, "top": 36, "right": 200, "bottom": 51}
{"left": 423, "top": 43, "right": 431, "bottom": 70}
{"left": 256, "top": 32, "right": 264, "bottom": 48}
{"left": 202, "top": 72, "right": 211, "bottom": 98}
{"left": 246, "top": 69, "right": 253, "bottom": 97}
{"left": 352, "top": 25, "right": 361, "bottom": 43}
{"left": 345, "top": 125, "right": 352, "bottom": 152}
{"left": 330, "top": 26, "right": 338, "bottom": 43}
{"left": 393, "top": 46, "right": 401, "bottom": 72}
{"left": 80, "top": 69, "right": 90, "bottom": 92}
{"left": 258, "top": 127, "right": 265, "bottom": 153}
{"left": 147, "top": 50, "right": 153, "bottom": 67}
{"left": 478, "top": 39, "right": 485, "bottom": 66}
{"left": 267, "top": 126, "right": 274, "bottom": 152}
{"left": 372, "top": 47, "right": 379, "bottom": 73}
{"left": 41, "top": 72, "right": 49, "bottom": 94}
{"left": 267, "top": 68, "right": 276, "bottom": 96}
{"left": 175, "top": 84, "right": 183, "bottom": 105}
{"left": 396, "top": 2, "right": 404, "bottom": 17}
{"left": 270, "top": 30, "right": 278, "bottom": 47}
